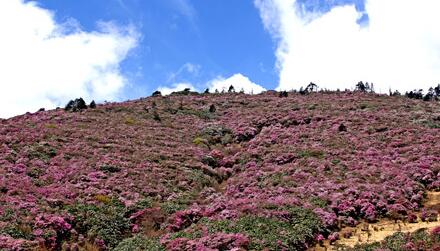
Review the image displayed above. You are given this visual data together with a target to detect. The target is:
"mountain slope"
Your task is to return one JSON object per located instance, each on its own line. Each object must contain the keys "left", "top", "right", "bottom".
{"left": 0, "top": 91, "right": 439, "bottom": 250}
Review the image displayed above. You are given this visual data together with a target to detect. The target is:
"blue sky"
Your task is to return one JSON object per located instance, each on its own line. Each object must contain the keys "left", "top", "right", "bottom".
{"left": 0, "top": 0, "right": 439, "bottom": 118}
{"left": 39, "top": 0, "right": 278, "bottom": 97}
{"left": 37, "top": 0, "right": 369, "bottom": 97}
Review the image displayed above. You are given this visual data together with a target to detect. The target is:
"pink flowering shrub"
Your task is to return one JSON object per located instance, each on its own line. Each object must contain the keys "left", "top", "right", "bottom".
{"left": 1, "top": 91, "right": 439, "bottom": 249}
{"left": 167, "top": 207, "right": 204, "bottom": 232}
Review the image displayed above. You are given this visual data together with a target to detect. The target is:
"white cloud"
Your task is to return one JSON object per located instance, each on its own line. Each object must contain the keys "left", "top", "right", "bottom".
{"left": 255, "top": 0, "right": 440, "bottom": 93}
{"left": 207, "top": 73, "right": 266, "bottom": 94}
{"left": 0, "top": 0, "right": 138, "bottom": 118}
{"left": 167, "top": 62, "right": 201, "bottom": 83}
{"left": 157, "top": 82, "right": 196, "bottom": 95}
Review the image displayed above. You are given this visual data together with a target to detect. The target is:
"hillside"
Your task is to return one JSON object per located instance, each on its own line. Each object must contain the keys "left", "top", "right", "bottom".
{"left": 1, "top": 91, "right": 439, "bottom": 250}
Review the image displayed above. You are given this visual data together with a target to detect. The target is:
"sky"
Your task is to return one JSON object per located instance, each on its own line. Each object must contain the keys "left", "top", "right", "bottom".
{"left": 0, "top": 0, "right": 439, "bottom": 118}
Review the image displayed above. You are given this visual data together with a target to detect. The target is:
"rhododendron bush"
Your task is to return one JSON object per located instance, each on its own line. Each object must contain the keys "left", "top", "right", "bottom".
{"left": 0, "top": 91, "right": 439, "bottom": 250}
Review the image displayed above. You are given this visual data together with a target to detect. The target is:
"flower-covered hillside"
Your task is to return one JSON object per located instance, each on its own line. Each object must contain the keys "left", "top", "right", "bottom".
{"left": 0, "top": 91, "right": 439, "bottom": 250}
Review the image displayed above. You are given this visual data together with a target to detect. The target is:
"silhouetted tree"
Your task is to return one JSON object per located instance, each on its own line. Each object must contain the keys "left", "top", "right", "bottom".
{"left": 228, "top": 85, "right": 235, "bottom": 93}
{"left": 152, "top": 91, "right": 162, "bottom": 97}
{"left": 389, "top": 90, "right": 401, "bottom": 96}
{"left": 405, "top": 89, "right": 424, "bottom": 100}
{"left": 434, "top": 84, "right": 440, "bottom": 96}
{"left": 204, "top": 88, "right": 210, "bottom": 94}
{"left": 355, "top": 81, "right": 368, "bottom": 92}
{"left": 306, "top": 82, "right": 318, "bottom": 92}
{"left": 89, "top": 100, "right": 96, "bottom": 108}
{"left": 65, "top": 98, "right": 87, "bottom": 112}
{"left": 279, "top": 91, "right": 288, "bottom": 98}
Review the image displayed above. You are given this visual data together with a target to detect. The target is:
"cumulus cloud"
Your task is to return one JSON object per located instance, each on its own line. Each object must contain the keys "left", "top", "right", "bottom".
{"left": 207, "top": 73, "right": 266, "bottom": 94}
{"left": 157, "top": 82, "right": 196, "bottom": 95}
{"left": 255, "top": 0, "right": 440, "bottom": 93}
{"left": 0, "top": 0, "right": 138, "bottom": 118}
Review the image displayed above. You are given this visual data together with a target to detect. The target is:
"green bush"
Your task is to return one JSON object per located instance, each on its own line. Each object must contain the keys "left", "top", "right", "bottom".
{"left": 199, "top": 126, "right": 233, "bottom": 146}
{"left": 67, "top": 198, "right": 130, "bottom": 248}
{"left": 1, "top": 223, "right": 33, "bottom": 240}
{"left": 179, "top": 206, "right": 323, "bottom": 250}
{"left": 161, "top": 192, "right": 196, "bottom": 215}
{"left": 113, "top": 235, "right": 165, "bottom": 251}
{"left": 310, "top": 197, "right": 329, "bottom": 208}
{"left": 347, "top": 229, "right": 437, "bottom": 251}
{"left": 27, "top": 143, "right": 57, "bottom": 162}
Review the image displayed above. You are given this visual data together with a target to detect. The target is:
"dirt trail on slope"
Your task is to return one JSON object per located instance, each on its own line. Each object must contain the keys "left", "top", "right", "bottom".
{"left": 312, "top": 191, "right": 440, "bottom": 250}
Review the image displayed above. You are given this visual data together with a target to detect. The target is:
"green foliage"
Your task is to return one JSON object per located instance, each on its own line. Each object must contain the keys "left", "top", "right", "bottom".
{"left": 199, "top": 126, "right": 234, "bottom": 146}
{"left": 411, "top": 228, "right": 432, "bottom": 245}
{"left": 26, "top": 167, "right": 44, "bottom": 178}
{"left": 307, "top": 104, "right": 318, "bottom": 110}
{"left": 1, "top": 223, "right": 33, "bottom": 240}
{"left": 421, "top": 120, "right": 440, "bottom": 129}
{"left": 347, "top": 229, "right": 436, "bottom": 251}
{"left": 189, "top": 169, "right": 216, "bottom": 189}
{"left": 124, "top": 117, "right": 136, "bottom": 125}
{"left": 161, "top": 192, "right": 196, "bottom": 215}
{"left": 0, "top": 208, "right": 15, "bottom": 221}
{"left": 192, "top": 137, "right": 210, "bottom": 149}
{"left": 298, "top": 149, "right": 325, "bottom": 159}
{"left": 27, "top": 143, "right": 57, "bottom": 162}
{"left": 113, "top": 236, "right": 165, "bottom": 251}
{"left": 177, "top": 107, "right": 215, "bottom": 120}
{"left": 67, "top": 198, "right": 130, "bottom": 248}
{"left": 134, "top": 197, "right": 154, "bottom": 210}
{"left": 359, "top": 103, "right": 369, "bottom": 110}
{"left": 170, "top": 229, "right": 203, "bottom": 240}
{"left": 190, "top": 207, "right": 323, "bottom": 250}
{"left": 381, "top": 232, "right": 407, "bottom": 250}
{"left": 99, "top": 164, "right": 122, "bottom": 173}
{"left": 310, "top": 197, "right": 329, "bottom": 208}
{"left": 331, "top": 159, "right": 341, "bottom": 165}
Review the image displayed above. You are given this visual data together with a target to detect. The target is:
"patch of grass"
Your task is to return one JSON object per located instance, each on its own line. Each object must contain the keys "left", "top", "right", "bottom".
{"left": 124, "top": 117, "right": 136, "bottom": 125}
{"left": 193, "top": 137, "right": 210, "bottom": 149}
{"left": 346, "top": 229, "right": 437, "bottom": 251}
{"left": 177, "top": 108, "right": 215, "bottom": 120}
{"left": 45, "top": 123, "right": 57, "bottom": 129}
{"left": 298, "top": 149, "right": 325, "bottom": 159}
{"left": 94, "top": 194, "right": 112, "bottom": 204}
{"left": 114, "top": 236, "right": 165, "bottom": 251}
